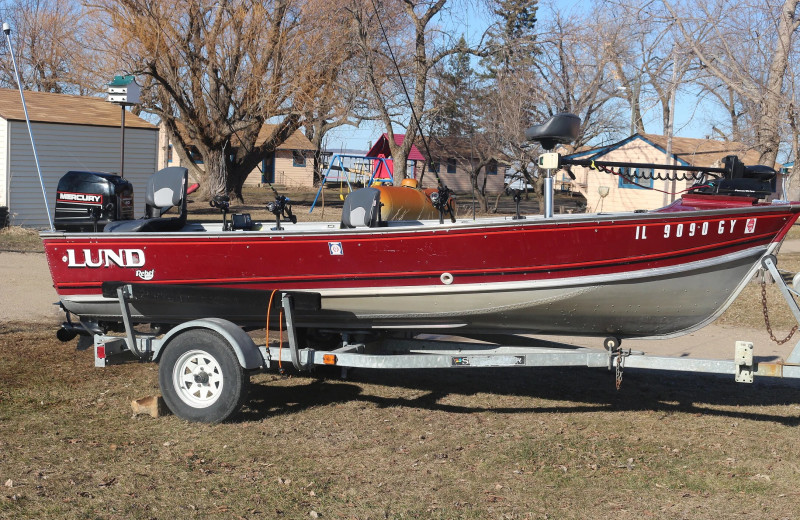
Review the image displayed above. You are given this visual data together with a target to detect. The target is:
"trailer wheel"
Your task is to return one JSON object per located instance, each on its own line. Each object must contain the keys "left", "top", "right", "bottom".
{"left": 158, "top": 329, "right": 250, "bottom": 423}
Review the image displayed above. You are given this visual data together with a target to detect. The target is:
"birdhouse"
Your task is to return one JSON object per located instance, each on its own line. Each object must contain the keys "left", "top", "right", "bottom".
{"left": 107, "top": 75, "right": 140, "bottom": 105}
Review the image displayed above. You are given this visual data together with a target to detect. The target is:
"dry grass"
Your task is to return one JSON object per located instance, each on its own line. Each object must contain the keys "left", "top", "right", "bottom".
{"left": 2, "top": 321, "right": 800, "bottom": 519}
{"left": 0, "top": 226, "right": 43, "bottom": 253}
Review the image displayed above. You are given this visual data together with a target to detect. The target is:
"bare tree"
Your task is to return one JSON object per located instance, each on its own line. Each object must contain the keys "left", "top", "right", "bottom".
{"left": 483, "top": 68, "right": 543, "bottom": 208}
{"left": 302, "top": 64, "right": 376, "bottom": 186}
{"left": 349, "top": 0, "right": 462, "bottom": 185}
{"left": 532, "top": 5, "right": 624, "bottom": 150}
{"left": 91, "top": 0, "right": 347, "bottom": 200}
{"left": 664, "top": 0, "right": 800, "bottom": 166}
{"left": 0, "top": 0, "right": 94, "bottom": 94}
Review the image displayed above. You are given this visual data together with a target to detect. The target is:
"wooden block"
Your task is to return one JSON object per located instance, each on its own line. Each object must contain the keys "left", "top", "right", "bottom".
{"left": 131, "top": 395, "right": 169, "bottom": 418}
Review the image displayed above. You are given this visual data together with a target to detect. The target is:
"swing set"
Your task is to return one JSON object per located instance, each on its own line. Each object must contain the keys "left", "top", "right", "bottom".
{"left": 309, "top": 153, "right": 394, "bottom": 213}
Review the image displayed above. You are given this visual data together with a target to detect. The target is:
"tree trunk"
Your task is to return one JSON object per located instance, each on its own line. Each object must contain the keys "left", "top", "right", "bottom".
{"left": 201, "top": 148, "right": 228, "bottom": 201}
{"left": 532, "top": 175, "right": 545, "bottom": 214}
{"left": 391, "top": 149, "right": 409, "bottom": 185}
{"left": 469, "top": 167, "right": 489, "bottom": 212}
{"left": 757, "top": 0, "right": 800, "bottom": 166}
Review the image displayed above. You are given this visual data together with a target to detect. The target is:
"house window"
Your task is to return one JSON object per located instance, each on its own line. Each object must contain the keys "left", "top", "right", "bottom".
{"left": 293, "top": 150, "right": 306, "bottom": 167}
{"left": 487, "top": 160, "right": 498, "bottom": 175}
{"left": 618, "top": 167, "right": 653, "bottom": 189}
{"left": 167, "top": 144, "right": 173, "bottom": 163}
{"left": 446, "top": 158, "right": 457, "bottom": 174}
{"left": 428, "top": 161, "right": 440, "bottom": 174}
{"left": 262, "top": 153, "right": 275, "bottom": 183}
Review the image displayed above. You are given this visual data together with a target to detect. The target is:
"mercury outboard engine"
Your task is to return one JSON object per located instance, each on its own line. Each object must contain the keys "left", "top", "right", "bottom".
{"left": 54, "top": 171, "right": 134, "bottom": 232}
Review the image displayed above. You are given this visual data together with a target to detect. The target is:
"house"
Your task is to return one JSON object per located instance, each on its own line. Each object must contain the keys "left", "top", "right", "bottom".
{"left": 365, "top": 133, "right": 507, "bottom": 193}
{"left": 158, "top": 124, "right": 317, "bottom": 188}
{"left": 414, "top": 136, "right": 507, "bottom": 193}
{"left": 0, "top": 88, "right": 158, "bottom": 228}
{"left": 565, "top": 134, "right": 773, "bottom": 213}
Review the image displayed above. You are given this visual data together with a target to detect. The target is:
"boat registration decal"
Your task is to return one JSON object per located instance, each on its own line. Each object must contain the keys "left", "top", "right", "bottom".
{"left": 635, "top": 218, "right": 756, "bottom": 240}
{"left": 328, "top": 242, "right": 343, "bottom": 255}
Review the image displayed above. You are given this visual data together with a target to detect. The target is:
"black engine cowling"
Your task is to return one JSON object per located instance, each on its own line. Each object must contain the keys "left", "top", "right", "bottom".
{"left": 54, "top": 171, "right": 134, "bottom": 232}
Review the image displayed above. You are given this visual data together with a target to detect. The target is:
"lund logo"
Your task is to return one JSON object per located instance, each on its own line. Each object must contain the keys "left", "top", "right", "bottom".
{"left": 62, "top": 249, "right": 145, "bottom": 268}
{"left": 58, "top": 192, "right": 102, "bottom": 204}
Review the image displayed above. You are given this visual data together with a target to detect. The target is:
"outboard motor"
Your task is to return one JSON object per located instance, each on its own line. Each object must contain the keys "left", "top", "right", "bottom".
{"left": 54, "top": 171, "right": 134, "bottom": 232}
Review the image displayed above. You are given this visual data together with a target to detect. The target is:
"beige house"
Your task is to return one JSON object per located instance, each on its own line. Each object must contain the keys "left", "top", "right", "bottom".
{"left": 0, "top": 88, "right": 158, "bottom": 228}
{"left": 566, "top": 134, "right": 771, "bottom": 213}
{"left": 158, "top": 124, "right": 316, "bottom": 188}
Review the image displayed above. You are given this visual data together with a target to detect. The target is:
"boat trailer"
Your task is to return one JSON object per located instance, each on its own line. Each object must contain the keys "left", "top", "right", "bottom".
{"left": 86, "top": 254, "right": 800, "bottom": 423}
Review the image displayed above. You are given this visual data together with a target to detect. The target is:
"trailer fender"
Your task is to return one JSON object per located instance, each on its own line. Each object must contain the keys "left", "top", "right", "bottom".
{"left": 153, "top": 318, "right": 264, "bottom": 370}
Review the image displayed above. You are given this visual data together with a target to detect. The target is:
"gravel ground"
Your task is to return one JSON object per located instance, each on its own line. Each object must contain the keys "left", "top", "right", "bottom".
{"left": 1, "top": 251, "right": 62, "bottom": 324}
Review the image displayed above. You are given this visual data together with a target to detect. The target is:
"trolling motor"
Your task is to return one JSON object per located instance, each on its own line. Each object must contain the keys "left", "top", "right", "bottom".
{"left": 267, "top": 195, "right": 297, "bottom": 231}
{"left": 527, "top": 113, "right": 778, "bottom": 204}
{"left": 429, "top": 185, "right": 456, "bottom": 224}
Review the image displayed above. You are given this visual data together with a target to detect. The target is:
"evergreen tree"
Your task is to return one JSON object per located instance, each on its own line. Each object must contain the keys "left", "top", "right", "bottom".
{"left": 430, "top": 36, "right": 475, "bottom": 137}
{"left": 481, "top": 0, "right": 538, "bottom": 77}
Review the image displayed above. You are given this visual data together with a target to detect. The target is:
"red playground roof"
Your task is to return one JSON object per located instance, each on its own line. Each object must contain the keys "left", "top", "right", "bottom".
{"left": 367, "top": 133, "right": 426, "bottom": 161}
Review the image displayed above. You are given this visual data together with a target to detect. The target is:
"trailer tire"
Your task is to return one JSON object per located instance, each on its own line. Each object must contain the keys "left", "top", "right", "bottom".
{"left": 158, "top": 329, "right": 250, "bottom": 423}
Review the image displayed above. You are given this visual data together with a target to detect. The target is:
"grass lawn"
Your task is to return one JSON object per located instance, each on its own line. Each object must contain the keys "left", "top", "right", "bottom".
{"left": 2, "top": 321, "right": 800, "bottom": 519}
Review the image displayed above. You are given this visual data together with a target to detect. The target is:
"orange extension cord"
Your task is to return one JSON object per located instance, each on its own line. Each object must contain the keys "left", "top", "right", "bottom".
{"left": 266, "top": 289, "right": 285, "bottom": 374}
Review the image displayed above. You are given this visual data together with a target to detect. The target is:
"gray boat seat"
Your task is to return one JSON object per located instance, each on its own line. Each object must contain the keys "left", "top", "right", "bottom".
{"left": 105, "top": 167, "right": 189, "bottom": 232}
{"left": 341, "top": 187, "right": 381, "bottom": 228}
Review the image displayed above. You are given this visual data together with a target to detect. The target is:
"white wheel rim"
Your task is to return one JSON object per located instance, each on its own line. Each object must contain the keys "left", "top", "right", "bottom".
{"left": 172, "top": 349, "right": 224, "bottom": 408}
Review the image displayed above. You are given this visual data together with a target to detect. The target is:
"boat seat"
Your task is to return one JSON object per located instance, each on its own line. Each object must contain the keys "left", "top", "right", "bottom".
{"left": 525, "top": 113, "right": 581, "bottom": 150}
{"left": 341, "top": 188, "right": 381, "bottom": 228}
{"left": 104, "top": 167, "right": 189, "bottom": 233}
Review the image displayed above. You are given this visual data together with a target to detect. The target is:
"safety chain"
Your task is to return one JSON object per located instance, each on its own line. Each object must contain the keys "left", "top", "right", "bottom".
{"left": 615, "top": 350, "right": 626, "bottom": 390}
{"left": 760, "top": 272, "right": 799, "bottom": 345}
